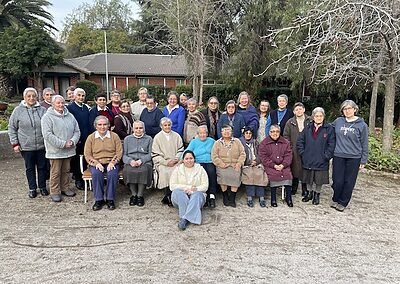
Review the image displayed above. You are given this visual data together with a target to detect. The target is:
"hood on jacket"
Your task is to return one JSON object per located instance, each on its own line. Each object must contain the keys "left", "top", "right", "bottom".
{"left": 46, "top": 106, "right": 71, "bottom": 117}
{"left": 20, "top": 100, "right": 41, "bottom": 108}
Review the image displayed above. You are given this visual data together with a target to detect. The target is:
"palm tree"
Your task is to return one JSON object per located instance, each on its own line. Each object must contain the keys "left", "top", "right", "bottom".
{"left": 0, "top": 0, "right": 56, "bottom": 97}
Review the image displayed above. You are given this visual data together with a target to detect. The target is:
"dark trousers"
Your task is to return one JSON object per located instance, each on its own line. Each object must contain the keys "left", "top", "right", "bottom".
{"left": 90, "top": 165, "right": 119, "bottom": 201}
{"left": 332, "top": 156, "right": 361, "bottom": 207}
{"left": 21, "top": 150, "right": 47, "bottom": 190}
{"left": 200, "top": 163, "right": 217, "bottom": 196}
{"left": 245, "top": 185, "right": 265, "bottom": 197}
{"left": 70, "top": 142, "right": 86, "bottom": 181}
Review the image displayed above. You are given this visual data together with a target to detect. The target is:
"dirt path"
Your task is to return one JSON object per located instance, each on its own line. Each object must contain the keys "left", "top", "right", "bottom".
{"left": 0, "top": 158, "right": 399, "bottom": 283}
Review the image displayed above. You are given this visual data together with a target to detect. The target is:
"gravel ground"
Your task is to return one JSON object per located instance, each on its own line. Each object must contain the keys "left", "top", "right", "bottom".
{"left": 0, "top": 158, "right": 399, "bottom": 284}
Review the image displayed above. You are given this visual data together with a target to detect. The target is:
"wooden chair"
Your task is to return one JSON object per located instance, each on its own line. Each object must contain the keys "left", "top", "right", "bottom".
{"left": 79, "top": 155, "right": 124, "bottom": 203}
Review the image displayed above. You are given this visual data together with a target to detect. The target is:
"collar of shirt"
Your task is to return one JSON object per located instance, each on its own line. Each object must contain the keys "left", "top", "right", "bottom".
{"left": 97, "top": 105, "right": 109, "bottom": 112}
{"left": 95, "top": 130, "right": 111, "bottom": 140}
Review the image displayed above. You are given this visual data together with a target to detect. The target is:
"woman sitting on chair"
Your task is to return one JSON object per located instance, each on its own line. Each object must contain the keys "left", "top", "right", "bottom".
{"left": 170, "top": 150, "right": 208, "bottom": 231}
{"left": 84, "top": 115, "right": 122, "bottom": 211}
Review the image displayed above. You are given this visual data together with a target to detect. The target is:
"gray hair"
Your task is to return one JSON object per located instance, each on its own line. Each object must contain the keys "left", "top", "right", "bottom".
{"left": 94, "top": 115, "right": 110, "bottom": 128}
{"left": 167, "top": 90, "right": 178, "bottom": 100}
{"left": 23, "top": 87, "right": 38, "bottom": 97}
{"left": 74, "top": 88, "right": 86, "bottom": 96}
{"left": 340, "top": 99, "right": 359, "bottom": 114}
{"left": 187, "top": 98, "right": 197, "bottom": 105}
{"left": 197, "top": 125, "right": 208, "bottom": 134}
{"left": 277, "top": 94, "right": 288, "bottom": 102}
{"left": 225, "top": 100, "right": 236, "bottom": 110}
{"left": 269, "top": 124, "right": 281, "bottom": 132}
{"left": 312, "top": 107, "right": 325, "bottom": 117}
{"left": 160, "top": 117, "right": 173, "bottom": 127}
{"left": 42, "top": 87, "right": 55, "bottom": 96}
{"left": 137, "top": 87, "right": 148, "bottom": 96}
{"left": 133, "top": 120, "right": 146, "bottom": 132}
{"left": 51, "top": 95, "right": 65, "bottom": 104}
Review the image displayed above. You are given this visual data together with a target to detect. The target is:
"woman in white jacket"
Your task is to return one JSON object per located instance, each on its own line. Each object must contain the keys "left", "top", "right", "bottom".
{"left": 170, "top": 150, "right": 209, "bottom": 230}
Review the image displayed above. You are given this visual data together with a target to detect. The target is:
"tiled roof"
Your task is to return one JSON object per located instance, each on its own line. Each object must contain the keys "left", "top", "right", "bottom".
{"left": 64, "top": 53, "right": 189, "bottom": 77}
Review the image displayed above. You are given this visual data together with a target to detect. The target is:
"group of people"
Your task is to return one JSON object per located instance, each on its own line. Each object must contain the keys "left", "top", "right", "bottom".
{"left": 8, "top": 87, "right": 368, "bottom": 231}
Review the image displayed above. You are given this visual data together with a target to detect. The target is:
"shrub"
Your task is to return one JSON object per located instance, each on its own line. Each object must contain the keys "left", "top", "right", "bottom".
{"left": 76, "top": 80, "right": 100, "bottom": 101}
{"left": 366, "top": 134, "right": 400, "bottom": 173}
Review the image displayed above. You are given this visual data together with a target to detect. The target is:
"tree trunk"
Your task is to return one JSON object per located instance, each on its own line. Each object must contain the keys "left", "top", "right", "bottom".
{"left": 369, "top": 72, "right": 380, "bottom": 135}
{"left": 0, "top": 74, "right": 12, "bottom": 98}
{"left": 382, "top": 73, "right": 396, "bottom": 152}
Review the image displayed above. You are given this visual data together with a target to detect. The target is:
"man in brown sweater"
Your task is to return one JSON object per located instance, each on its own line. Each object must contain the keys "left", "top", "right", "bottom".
{"left": 84, "top": 115, "right": 122, "bottom": 211}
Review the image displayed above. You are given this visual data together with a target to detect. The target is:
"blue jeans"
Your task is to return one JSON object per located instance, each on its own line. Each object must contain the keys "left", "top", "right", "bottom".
{"left": 332, "top": 156, "right": 361, "bottom": 207}
{"left": 21, "top": 150, "right": 47, "bottom": 191}
{"left": 172, "top": 190, "right": 205, "bottom": 224}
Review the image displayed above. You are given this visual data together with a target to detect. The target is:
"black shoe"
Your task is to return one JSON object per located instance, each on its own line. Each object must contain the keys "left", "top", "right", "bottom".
{"left": 75, "top": 180, "right": 84, "bottom": 190}
{"left": 286, "top": 198, "right": 294, "bottom": 207}
{"left": 222, "top": 191, "right": 230, "bottom": 206}
{"left": 270, "top": 187, "right": 277, "bottom": 207}
{"left": 203, "top": 199, "right": 209, "bottom": 208}
{"left": 312, "top": 192, "right": 320, "bottom": 205}
{"left": 137, "top": 196, "right": 145, "bottom": 207}
{"left": 129, "top": 195, "right": 138, "bottom": 206}
{"left": 92, "top": 200, "right": 105, "bottom": 211}
{"left": 259, "top": 199, "right": 266, "bottom": 208}
{"left": 301, "top": 184, "right": 308, "bottom": 196}
{"left": 209, "top": 198, "right": 216, "bottom": 208}
{"left": 271, "top": 202, "right": 278, "bottom": 207}
{"left": 291, "top": 188, "right": 297, "bottom": 195}
{"left": 28, "top": 190, "right": 37, "bottom": 198}
{"left": 302, "top": 190, "right": 313, "bottom": 202}
{"left": 106, "top": 200, "right": 116, "bottom": 210}
{"left": 39, "top": 188, "right": 49, "bottom": 196}
{"left": 229, "top": 191, "right": 237, "bottom": 208}
{"left": 285, "top": 187, "right": 293, "bottom": 207}
{"left": 247, "top": 199, "right": 254, "bottom": 208}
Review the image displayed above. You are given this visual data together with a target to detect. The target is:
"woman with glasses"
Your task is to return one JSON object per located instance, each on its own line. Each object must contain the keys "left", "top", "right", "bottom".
{"left": 330, "top": 100, "right": 368, "bottom": 212}
{"left": 259, "top": 124, "right": 293, "bottom": 207}
{"left": 113, "top": 100, "right": 135, "bottom": 141}
{"left": 201, "top": 96, "right": 221, "bottom": 139}
{"left": 140, "top": 96, "right": 164, "bottom": 138}
{"left": 217, "top": 100, "right": 245, "bottom": 138}
{"left": 123, "top": 121, "right": 153, "bottom": 207}
{"left": 162, "top": 91, "right": 186, "bottom": 136}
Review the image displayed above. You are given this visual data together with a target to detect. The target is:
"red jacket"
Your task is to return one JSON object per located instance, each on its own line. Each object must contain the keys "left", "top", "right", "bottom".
{"left": 259, "top": 136, "right": 293, "bottom": 182}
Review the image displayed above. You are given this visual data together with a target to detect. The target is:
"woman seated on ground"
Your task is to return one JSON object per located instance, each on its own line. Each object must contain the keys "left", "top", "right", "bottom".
{"left": 170, "top": 150, "right": 209, "bottom": 231}
{"left": 259, "top": 124, "right": 293, "bottom": 207}
{"left": 123, "top": 121, "right": 153, "bottom": 207}
{"left": 217, "top": 100, "right": 246, "bottom": 138}
{"left": 297, "top": 107, "right": 335, "bottom": 205}
{"left": 84, "top": 116, "right": 123, "bottom": 211}
{"left": 211, "top": 124, "right": 246, "bottom": 207}
{"left": 239, "top": 126, "right": 269, "bottom": 208}
{"left": 186, "top": 125, "right": 217, "bottom": 208}
{"left": 152, "top": 117, "right": 184, "bottom": 205}
{"left": 113, "top": 100, "right": 135, "bottom": 141}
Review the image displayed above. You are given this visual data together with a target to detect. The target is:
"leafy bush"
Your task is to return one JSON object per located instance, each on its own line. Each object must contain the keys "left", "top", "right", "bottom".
{"left": 0, "top": 118, "right": 8, "bottom": 131}
{"left": 366, "top": 134, "right": 400, "bottom": 173}
{"left": 124, "top": 85, "right": 171, "bottom": 106}
{"left": 76, "top": 80, "right": 100, "bottom": 101}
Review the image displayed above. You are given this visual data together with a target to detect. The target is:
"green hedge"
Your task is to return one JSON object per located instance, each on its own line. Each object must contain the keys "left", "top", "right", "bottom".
{"left": 76, "top": 80, "right": 100, "bottom": 102}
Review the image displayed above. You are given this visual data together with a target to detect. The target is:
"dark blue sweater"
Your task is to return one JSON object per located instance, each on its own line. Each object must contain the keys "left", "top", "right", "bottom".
{"left": 237, "top": 105, "right": 259, "bottom": 137}
{"left": 67, "top": 102, "right": 91, "bottom": 143}
{"left": 140, "top": 107, "right": 165, "bottom": 138}
{"left": 217, "top": 112, "right": 246, "bottom": 138}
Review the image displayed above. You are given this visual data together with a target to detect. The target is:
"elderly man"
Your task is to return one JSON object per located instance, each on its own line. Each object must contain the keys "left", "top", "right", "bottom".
{"left": 84, "top": 116, "right": 123, "bottom": 211}
{"left": 67, "top": 88, "right": 91, "bottom": 190}
{"left": 265, "top": 94, "right": 294, "bottom": 135}
{"left": 40, "top": 87, "right": 55, "bottom": 110}
{"left": 131, "top": 87, "right": 148, "bottom": 120}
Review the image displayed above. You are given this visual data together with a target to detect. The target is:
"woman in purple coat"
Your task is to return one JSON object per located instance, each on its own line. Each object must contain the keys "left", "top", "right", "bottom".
{"left": 259, "top": 124, "right": 293, "bottom": 207}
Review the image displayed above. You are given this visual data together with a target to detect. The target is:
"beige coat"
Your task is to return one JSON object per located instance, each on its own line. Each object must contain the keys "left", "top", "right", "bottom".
{"left": 169, "top": 163, "right": 209, "bottom": 198}
{"left": 211, "top": 138, "right": 246, "bottom": 168}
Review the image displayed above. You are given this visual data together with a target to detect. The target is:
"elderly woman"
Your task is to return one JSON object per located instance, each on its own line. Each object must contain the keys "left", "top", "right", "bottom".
{"left": 84, "top": 116, "right": 123, "bottom": 211}
{"left": 170, "top": 150, "right": 208, "bottom": 230}
{"left": 140, "top": 96, "right": 164, "bottom": 138}
{"left": 217, "top": 100, "right": 246, "bottom": 138}
{"left": 123, "top": 121, "right": 153, "bottom": 207}
{"left": 152, "top": 117, "right": 184, "bottom": 205}
{"left": 8, "top": 88, "right": 48, "bottom": 198}
{"left": 183, "top": 98, "right": 207, "bottom": 145}
{"left": 131, "top": 87, "right": 148, "bottom": 120}
{"left": 331, "top": 100, "right": 368, "bottom": 212}
{"left": 186, "top": 125, "right": 217, "bottom": 208}
{"left": 236, "top": 91, "right": 259, "bottom": 137}
{"left": 40, "top": 87, "right": 55, "bottom": 110}
{"left": 240, "top": 127, "right": 269, "bottom": 207}
{"left": 259, "top": 124, "right": 293, "bottom": 207}
{"left": 113, "top": 100, "right": 135, "bottom": 141}
{"left": 212, "top": 124, "right": 246, "bottom": 207}
{"left": 257, "top": 100, "right": 271, "bottom": 143}
{"left": 201, "top": 96, "right": 221, "bottom": 139}
{"left": 283, "top": 102, "right": 313, "bottom": 196}
{"left": 162, "top": 91, "right": 186, "bottom": 136}
{"left": 265, "top": 94, "right": 293, "bottom": 135}
{"left": 297, "top": 107, "right": 335, "bottom": 205}
{"left": 41, "top": 95, "right": 80, "bottom": 202}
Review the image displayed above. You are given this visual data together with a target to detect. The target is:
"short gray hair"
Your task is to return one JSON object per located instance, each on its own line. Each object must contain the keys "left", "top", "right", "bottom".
{"left": 197, "top": 125, "right": 208, "bottom": 134}
{"left": 340, "top": 99, "right": 359, "bottom": 114}
{"left": 277, "top": 94, "right": 288, "bottom": 102}
{"left": 51, "top": 95, "right": 65, "bottom": 104}
{"left": 74, "top": 88, "right": 86, "bottom": 96}
{"left": 160, "top": 117, "right": 172, "bottom": 127}
{"left": 23, "top": 87, "right": 38, "bottom": 97}
{"left": 94, "top": 115, "right": 110, "bottom": 128}
{"left": 187, "top": 98, "right": 197, "bottom": 105}
{"left": 312, "top": 107, "right": 325, "bottom": 117}
{"left": 133, "top": 120, "right": 145, "bottom": 132}
{"left": 42, "top": 87, "right": 55, "bottom": 96}
{"left": 270, "top": 124, "right": 281, "bottom": 132}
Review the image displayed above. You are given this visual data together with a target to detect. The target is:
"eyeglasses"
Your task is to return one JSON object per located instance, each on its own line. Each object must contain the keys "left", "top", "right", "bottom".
{"left": 244, "top": 131, "right": 252, "bottom": 134}
{"left": 270, "top": 130, "right": 280, "bottom": 133}
{"left": 121, "top": 105, "right": 130, "bottom": 108}
{"left": 343, "top": 107, "right": 354, "bottom": 111}
{"left": 209, "top": 102, "right": 218, "bottom": 105}
{"left": 135, "top": 127, "right": 144, "bottom": 129}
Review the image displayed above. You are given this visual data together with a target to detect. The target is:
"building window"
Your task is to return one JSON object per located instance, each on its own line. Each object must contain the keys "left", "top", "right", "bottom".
{"left": 138, "top": 78, "right": 149, "bottom": 86}
{"left": 176, "top": 79, "right": 185, "bottom": 86}
{"left": 43, "top": 77, "right": 54, "bottom": 89}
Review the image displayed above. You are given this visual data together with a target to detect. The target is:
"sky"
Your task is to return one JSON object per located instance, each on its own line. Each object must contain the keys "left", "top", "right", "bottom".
{"left": 47, "top": 0, "right": 139, "bottom": 39}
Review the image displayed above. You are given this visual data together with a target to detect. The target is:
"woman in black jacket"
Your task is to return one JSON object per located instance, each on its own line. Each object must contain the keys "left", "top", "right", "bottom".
{"left": 297, "top": 107, "right": 335, "bottom": 205}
